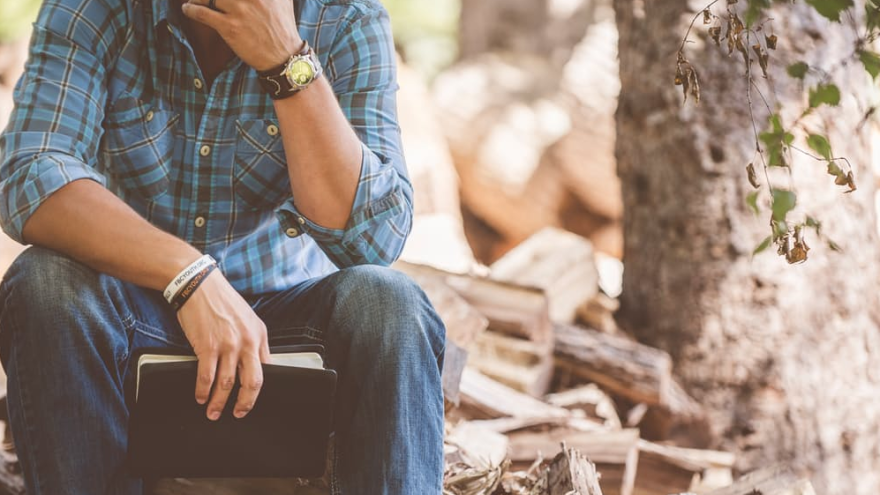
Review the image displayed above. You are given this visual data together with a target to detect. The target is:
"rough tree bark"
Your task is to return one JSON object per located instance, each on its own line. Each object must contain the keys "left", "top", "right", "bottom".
{"left": 615, "top": 1, "right": 880, "bottom": 494}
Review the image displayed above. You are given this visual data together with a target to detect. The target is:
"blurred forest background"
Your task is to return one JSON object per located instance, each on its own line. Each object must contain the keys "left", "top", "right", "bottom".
{"left": 3, "top": 0, "right": 880, "bottom": 494}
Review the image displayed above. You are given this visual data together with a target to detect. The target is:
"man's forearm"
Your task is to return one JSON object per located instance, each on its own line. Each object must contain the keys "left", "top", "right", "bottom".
{"left": 273, "top": 76, "right": 363, "bottom": 231}
{"left": 21, "top": 179, "right": 202, "bottom": 291}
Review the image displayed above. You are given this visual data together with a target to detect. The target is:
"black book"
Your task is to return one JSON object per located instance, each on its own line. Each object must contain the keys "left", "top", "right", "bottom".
{"left": 127, "top": 345, "right": 337, "bottom": 478}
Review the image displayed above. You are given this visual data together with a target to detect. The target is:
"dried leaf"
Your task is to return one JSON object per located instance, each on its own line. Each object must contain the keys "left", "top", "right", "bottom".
{"left": 786, "top": 225, "right": 809, "bottom": 264}
{"left": 747, "top": 162, "right": 760, "bottom": 189}
{"left": 688, "top": 65, "right": 701, "bottom": 103}
{"left": 844, "top": 171, "right": 857, "bottom": 192}
{"left": 709, "top": 26, "right": 722, "bottom": 46}
{"left": 765, "top": 34, "right": 778, "bottom": 50}
{"left": 675, "top": 63, "right": 684, "bottom": 86}
{"left": 752, "top": 44, "right": 769, "bottom": 77}
{"left": 727, "top": 19, "right": 736, "bottom": 55}
{"left": 703, "top": 9, "right": 712, "bottom": 24}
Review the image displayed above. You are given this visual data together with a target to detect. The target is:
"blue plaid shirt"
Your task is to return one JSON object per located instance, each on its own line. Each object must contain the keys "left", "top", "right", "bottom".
{"left": 0, "top": 0, "right": 412, "bottom": 295}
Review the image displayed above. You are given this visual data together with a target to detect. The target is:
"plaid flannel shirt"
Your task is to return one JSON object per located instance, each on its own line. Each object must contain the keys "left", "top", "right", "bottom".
{"left": 0, "top": 0, "right": 412, "bottom": 295}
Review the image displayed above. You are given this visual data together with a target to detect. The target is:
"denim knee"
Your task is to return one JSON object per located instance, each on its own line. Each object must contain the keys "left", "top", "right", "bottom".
{"left": 330, "top": 265, "right": 446, "bottom": 363}
{"left": 0, "top": 247, "right": 129, "bottom": 365}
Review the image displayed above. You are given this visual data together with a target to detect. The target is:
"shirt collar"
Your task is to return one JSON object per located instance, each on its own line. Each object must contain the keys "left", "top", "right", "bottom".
{"left": 152, "top": 0, "right": 172, "bottom": 29}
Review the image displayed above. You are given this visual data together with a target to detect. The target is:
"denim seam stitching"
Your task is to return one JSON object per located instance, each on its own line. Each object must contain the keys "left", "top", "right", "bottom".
{"left": 9, "top": 309, "right": 45, "bottom": 495}
{"left": 268, "top": 325, "right": 324, "bottom": 342}
{"left": 131, "top": 320, "right": 189, "bottom": 347}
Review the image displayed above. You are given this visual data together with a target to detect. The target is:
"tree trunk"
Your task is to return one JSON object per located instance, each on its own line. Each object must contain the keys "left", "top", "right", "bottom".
{"left": 615, "top": 2, "right": 880, "bottom": 494}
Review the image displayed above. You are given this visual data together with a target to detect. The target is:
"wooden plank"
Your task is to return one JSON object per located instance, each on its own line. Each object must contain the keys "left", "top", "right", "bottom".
{"left": 508, "top": 428, "right": 639, "bottom": 495}
{"left": 547, "top": 446, "right": 604, "bottom": 495}
{"left": 707, "top": 466, "right": 815, "bottom": 495}
{"left": 397, "top": 261, "right": 552, "bottom": 343}
{"left": 442, "top": 340, "right": 469, "bottom": 408}
{"left": 468, "top": 330, "right": 554, "bottom": 397}
{"left": 545, "top": 384, "right": 622, "bottom": 429}
{"left": 633, "top": 439, "right": 733, "bottom": 495}
{"left": 490, "top": 227, "right": 599, "bottom": 323}
{"left": 458, "top": 368, "right": 570, "bottom": 420}
{"left": 554, "top": 324, "right": 672, "bottom": 406}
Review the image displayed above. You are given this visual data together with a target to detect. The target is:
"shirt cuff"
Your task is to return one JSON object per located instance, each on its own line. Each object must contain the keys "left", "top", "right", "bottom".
{"left": 273, "top": 142, "right": 409, "bottom": 264}
{"left": 0, "top": 154, "right": 106, "bottom": 244}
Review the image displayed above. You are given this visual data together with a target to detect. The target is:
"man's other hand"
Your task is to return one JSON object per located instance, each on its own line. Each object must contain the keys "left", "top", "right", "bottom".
{"left": 181, "top": 0, "right": 303, "bottom": 71}
{"left": 176, "top": 270, "right": 272, "bottom": 420}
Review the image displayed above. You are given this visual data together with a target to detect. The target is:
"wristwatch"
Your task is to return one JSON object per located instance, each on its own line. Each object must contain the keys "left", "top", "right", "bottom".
{"left": 257, "top": 40, "right": 323, "bottom": 100}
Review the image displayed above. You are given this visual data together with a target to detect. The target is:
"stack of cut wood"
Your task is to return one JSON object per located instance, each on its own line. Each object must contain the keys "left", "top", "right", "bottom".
{"left": 402, "top": 227, "right": 816, "bottom": 495}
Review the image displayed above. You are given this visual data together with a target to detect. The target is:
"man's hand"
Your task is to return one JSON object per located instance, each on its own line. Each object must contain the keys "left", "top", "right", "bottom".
{"left": 181, "top": 0, "right": 302, "bottom": 71}
{"left": 176, "top": 270, "right": 272, "bottom": 420}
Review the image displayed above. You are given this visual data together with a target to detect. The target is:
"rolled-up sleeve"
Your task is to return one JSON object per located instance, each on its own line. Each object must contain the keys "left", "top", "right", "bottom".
{"left": 275, "top": 4, "right": 413, "bottom": 268}
{"left": 0, "top": 0, "right": 125, "bottom": 243}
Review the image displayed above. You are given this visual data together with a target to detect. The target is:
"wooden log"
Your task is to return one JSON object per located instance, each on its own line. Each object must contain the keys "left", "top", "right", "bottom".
{"left": 576, "top": 292, "right": 620, "bottom": 335}
{"left": 633, "top": 440, "right": 734, "bottom": 495}
{"left": 396, "top": 262, "right": 553, "bottom": 344}
{"left": 545, "top": 384, "right": 621, "bottom": 429}
{"left": 468, "top": 330, "right": 555, "bottom": 397}
{"left": 706, "top": 466, "right": 815, "bottom": 495}
{"left": 508, "top": 428, "right": 639, "bottom": 495}
{"left": 554, "top": 324, "right": 672, "bottom": 406}
{"left": 637, "top": 379, "right": 711, "bottom": 448}
{"left": 490, "top": 227, "right": 599, "bottom": 323}
{"left": 457, "top": 368, "right": 570, "bottom": 420}
{"left": 547, "top": 445, "right": 604, "bottom": 495}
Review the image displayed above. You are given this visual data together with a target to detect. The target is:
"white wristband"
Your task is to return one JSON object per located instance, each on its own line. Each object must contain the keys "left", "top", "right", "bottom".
{"left": 163, "top": 255, "right": 217, "bottom": 303}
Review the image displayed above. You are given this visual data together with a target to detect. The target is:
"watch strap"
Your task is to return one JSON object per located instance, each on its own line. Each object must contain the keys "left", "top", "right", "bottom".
{"left": 257, "top": 40, "right": 322, "bottom": 100}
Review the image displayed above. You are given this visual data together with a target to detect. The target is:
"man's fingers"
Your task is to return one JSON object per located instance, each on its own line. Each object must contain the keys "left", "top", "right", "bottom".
{"left": 259, "top": 338, "right": 272, "bottom": 364}
{"left": 185, "top": 0, "right": 229, "bottom": 12}
{"left": 234, "top": 351, "right": 264, "bottom": 419}
{"left": 195, "top": 352, "right": 218, "bottom": 405}
{"left": 206, "top": 352, "right": 238, "bottom": 420}
{"left": 181, "top": 1, "right": 227, "bottom": 29}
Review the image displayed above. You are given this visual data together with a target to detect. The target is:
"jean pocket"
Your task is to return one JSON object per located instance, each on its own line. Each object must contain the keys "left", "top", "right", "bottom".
{"left": 101, "top": 95, "right": 179, "bottom": 200}
{"left": 233, "top": 119, "right": 291, "bottom": 210}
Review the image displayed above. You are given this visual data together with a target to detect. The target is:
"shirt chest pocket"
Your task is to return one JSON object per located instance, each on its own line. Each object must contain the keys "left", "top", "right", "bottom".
{"left": 233, "top": 119, "right": 291, "bottom": 210}
{"left": 101, "top": 96, "right": 179, "bottom": 200}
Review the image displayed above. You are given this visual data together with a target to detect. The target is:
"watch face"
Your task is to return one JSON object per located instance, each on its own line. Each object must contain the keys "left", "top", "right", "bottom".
{"left": 286, "top": 59, "right": 315, "bottom": 87}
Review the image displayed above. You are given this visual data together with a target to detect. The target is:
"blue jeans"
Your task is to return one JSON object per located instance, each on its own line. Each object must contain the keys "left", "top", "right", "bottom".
{"left": 0, "top": 247, "right": 445, "bottom": 495}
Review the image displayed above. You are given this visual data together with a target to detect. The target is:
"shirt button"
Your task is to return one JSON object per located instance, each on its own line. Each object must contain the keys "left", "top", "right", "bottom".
{"left": 194, "top": 78, "right": 204, "bottom": 90}
{"left": 166, "top": 24, "right": 174, "bottom": 34}
{"left": 194, "top": 216, "right": 206, "bottom": 228}
{"left": 285, "top": 227, "right": 299, "bottom": 237}
{"left": 267, "top": 124, "right": 279, "bottom": 136}
{"left": 145, "top": 110, "right": 154, "bottom": 122}
{"left": 199, "top": 145, "right": 211, "bottom": 157}
{"left": 297, "top": 216, "right": 306, "bottom": 225}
